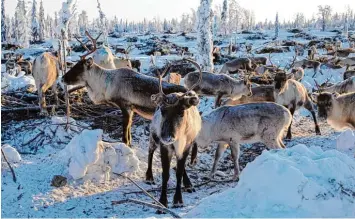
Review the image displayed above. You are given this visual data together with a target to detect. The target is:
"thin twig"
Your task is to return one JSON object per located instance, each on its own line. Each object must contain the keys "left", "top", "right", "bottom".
{"left": 115, "top": 173, "right": 165, "bottom": 208}
{"left": 1, "top": 148, "right": 17, "bottom": 183}
{"left": 112, "top": 198, "right": 181, "bottom": 218}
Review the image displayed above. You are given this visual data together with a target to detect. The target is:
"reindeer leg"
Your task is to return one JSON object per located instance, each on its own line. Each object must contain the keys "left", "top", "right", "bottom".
{"left": 145, "top": 133, "right": 158, "bottom": 184}
{"left": 304, "top": 99, "right": 321, "bottom": 136}
{"left": 158, "top": 145, "right": 173, "bottom": 211}
{"left": 229, "top": 142, "right": 240, "bottom": 181}
{"left": 215, "top": 94, "right": 223, "bottom": 108}
{"left": 189, "top": 142, "right": 198, "bottom": 166}
{"left": 173, "top": 149, "right": 190, "bottom": 208}
{"left": 210, "top": 143, "right": 228, "bottom": 179}
{"left": 286, "top": 105, "right": 295, "bottom": 140}
{"left": 121, "top": 107, "right": 134, "bottom": 146}
{"left": 38, "top": 83, "right": 48, "bottom": 116}
{"left": 51, "top": 81, "right": 59, "bottom": 107}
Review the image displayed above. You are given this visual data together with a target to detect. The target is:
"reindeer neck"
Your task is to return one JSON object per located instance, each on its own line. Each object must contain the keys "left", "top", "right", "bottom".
{"left": 85, "top": 64, "right": 112, "bottom": 93}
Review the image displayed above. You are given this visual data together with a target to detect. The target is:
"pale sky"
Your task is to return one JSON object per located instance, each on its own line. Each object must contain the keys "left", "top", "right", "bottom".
{"left": 3, "top": 0, "right": 355, "bottom": 22}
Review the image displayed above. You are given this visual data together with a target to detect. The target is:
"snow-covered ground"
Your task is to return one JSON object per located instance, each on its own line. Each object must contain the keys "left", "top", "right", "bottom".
{"left": 2, "top": 29, "right": 355, "bottom": 218}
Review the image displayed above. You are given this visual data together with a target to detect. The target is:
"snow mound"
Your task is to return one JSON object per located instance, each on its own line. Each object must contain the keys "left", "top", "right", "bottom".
{"left": 336, "top": 130, "right": 355, "bottom": 152}
{"left": 1, "top": 144, "right": 22, "bottom": 163}
{"left": 61, "top": 129, "right": 140, "bottom": 181}
{"left": 186, "top": 144, "right": 355, "bottom": 218}
{"left": 1, "top": 73, "right": 36, "bottom": 93}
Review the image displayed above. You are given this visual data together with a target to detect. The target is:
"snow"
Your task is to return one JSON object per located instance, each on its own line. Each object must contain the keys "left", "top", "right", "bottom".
{"left": 336, "top": 130, "right": 355, "bottom": 152}
{"left": 1, "top": 144, "right": 22, "bottom": 163}
{"left": 61, "top": 129, "right": 140, "bottom": 181}
{"left": 186, "top": 144, "right": 355, "bottom": 217}
{"left": 1, "top": 72, "right": 36, "bottom": 92}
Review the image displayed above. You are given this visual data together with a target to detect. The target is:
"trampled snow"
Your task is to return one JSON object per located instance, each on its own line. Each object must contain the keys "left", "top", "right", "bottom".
{"left": 186, "top": 144, "right": 355, "bottom": 217}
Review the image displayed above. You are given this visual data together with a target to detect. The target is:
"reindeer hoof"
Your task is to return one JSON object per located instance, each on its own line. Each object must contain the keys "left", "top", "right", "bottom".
{"left": 144, "top": 178, "right": 155, "bottom": 185}
{"left": 233, "top": 175, "right": 240, "bottom": 182}
{"left": 172, "top": 202, "right": 184, "bottom": 208}
{"left": 156, "top": 210, "right": 167, "bottom": 214}
{"left": 184, "top": 186, "right": 195, "bottom": 193}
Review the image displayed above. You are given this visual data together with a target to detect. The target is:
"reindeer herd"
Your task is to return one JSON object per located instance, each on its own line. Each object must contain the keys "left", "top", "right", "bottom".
{"left": 2, "top": 30, "right": 355, "bottom": 210}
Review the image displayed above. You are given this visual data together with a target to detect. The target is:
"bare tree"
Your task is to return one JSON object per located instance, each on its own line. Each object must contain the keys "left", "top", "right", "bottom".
{"left": 221, "top": 0, "right": 228, "bottom": 36}
{"left": 318, "top": 5, "right": 332, "bottom": 31}
{"left": 275, "top": 12, "right": 279, "bottom": 39}
{"left": 1, "top": 0, "right": 7, "bottom": 42}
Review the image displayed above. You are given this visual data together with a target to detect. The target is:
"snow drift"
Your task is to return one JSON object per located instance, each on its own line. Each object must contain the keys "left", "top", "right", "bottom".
{"left": 1, "top": 144, "right": 22, "bottom": 163}
{"left": 186, "top": 144, "right": 355, "bottom": 217}
{"left": 61, "top": 129, "right": 140, "bottom": 181}
{"left": 1, "top": 72, "right": 36, "bottom": 92}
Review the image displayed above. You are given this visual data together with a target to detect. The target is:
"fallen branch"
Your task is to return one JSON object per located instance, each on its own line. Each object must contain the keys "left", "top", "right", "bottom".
{"left": 1, "top": 148, "right": 17, "bottom": 183}
{"left": 68, "top": 85, "right": 86, "bottom": 94}
{"left": 115, "top": 173, "right": 165, "bottom": 208}
{"left": 112, "top": 198, "right": 181, "bottom": 218}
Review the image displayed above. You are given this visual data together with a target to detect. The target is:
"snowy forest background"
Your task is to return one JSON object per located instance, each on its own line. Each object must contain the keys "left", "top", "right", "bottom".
{"left": 1, "top": 0, "right": 355, "bottom": 48}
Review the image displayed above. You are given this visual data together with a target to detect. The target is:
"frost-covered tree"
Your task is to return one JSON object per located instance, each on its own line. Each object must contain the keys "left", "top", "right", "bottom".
{"left": 57, "top": 0, "right": 76, "bottom": 53}
{"left": 1, "top": 0, "right": 7, "bottom": 42}
{"left": 15, "top": 0, "right": 30, "bottom": 47}
{"left": 38, "top": 0, "right": 45, "bottom": 41}
{"left": 6, "top": 17, "right": 12, "bottom": 42}
{"left": 78, "top": 10, "right": 88, "bottom": 35}
{"left": 344, "top": 15, "right": 348, "bottom": 37}
{"left": 318, "top": 5, "right": 332, "bottom": 31}
{"left": 31, "top": 0, "right": 40, "bottom": 41}
{"left": 228, "top": 0, "right": 241, "bottom": 33}
{"left": 221, "top": 0, "right": 228, "bottom": 36}
{"left": 275, "top": 12, "right": 279, "bottom": 39}
{"left": 96, "top": 0, "right": 108, "bottom": 45}
{"left": 213, "top": 15, "right": 218, "bottom": 38}
{"left": 196, "top": 0, "right": 214, "bottom": 72}
{"left": 190, "top": 8, "right": 197, "bottom": 32}
{"left": 294, "top": 12, "right": 305, "bottom": 28}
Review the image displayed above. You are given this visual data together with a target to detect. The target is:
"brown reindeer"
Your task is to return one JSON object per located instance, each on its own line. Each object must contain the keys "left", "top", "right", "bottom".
{"left": 63, "top": 31, "right": 188, "bottom": 146}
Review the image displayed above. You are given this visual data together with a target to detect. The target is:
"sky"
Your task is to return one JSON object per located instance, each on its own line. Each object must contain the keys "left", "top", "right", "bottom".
{"left": 3, "top": 0, "right": 354, "bottom": 22}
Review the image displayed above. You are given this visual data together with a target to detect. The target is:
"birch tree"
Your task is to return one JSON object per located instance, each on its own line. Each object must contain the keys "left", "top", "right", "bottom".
{"left": 196, "top": 0, "right": 214, "bottom": 71}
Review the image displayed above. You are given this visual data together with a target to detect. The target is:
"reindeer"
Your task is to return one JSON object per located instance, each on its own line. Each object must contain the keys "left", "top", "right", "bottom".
{"left": 314, "top": 76, "right": 355, "bottom": 94}
{"left": 311, "top": 92, "right": 355, "bottom": 130}
{"left": 195, "top": 102, "right": 292, "bottom": 180}
{"left": 63, "top": 31, "right": 188, "bottom": 146}
{"left": 5, "top": 59, "right": 18, "bottom": 74}
{"left": 146, "top": 60, "right": 203, "bottom": 208}
{"left": 335, "top": 41, "right": 342, "bottom": 50}
{"left": 184, "top": 71, "right": 252, "bottom": 108}
{"left": 14, "top": 54, "right": 32, "bottom": 75}
{"left": 336, "top": 57, "right": 355, "bottom": 70}
{"left": 289, "top": 67, "right": 304, "bottom": 81}
{"left": 219, "top": 58, "right": 253, "bottom": 74}
{"left": 273, "top": 72, "right": 321, "bottom": 139}
{"left": 75, "top": 35, "right": 132, "bottom": 70}
{"left": 130, "top": 59, "right": 141, "bottom": 72}
{"left": 222, "top": 85, "right": 275, "bottom": 106}
{"left": 293, "top": 59, "right": 323, "bottom": 78}
{"left": 308, "top": 45, "right": 318, "bottom": 60}
{"left": 32, "top": 52, "right": 61, "bottom": 115}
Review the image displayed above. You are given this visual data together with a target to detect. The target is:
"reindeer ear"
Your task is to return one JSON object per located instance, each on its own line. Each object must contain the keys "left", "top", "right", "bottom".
{"left": 151, "top": 94, "right": 163, "bottom": 105}
{"left": 310, "top": 93, "right": 319, "bottom": 103}
{"left": 332, "top": 92, "right": 340, "bottom": 98}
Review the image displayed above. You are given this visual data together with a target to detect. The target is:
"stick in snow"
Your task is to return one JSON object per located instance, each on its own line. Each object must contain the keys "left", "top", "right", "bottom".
{"left": 1, "top": 148, "right": 17, "bottom": 183}
{"left": 112, "top": 198, "right": 181, "bottom": 218}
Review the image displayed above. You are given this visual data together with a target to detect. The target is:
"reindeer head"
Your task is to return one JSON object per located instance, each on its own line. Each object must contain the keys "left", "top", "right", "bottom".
{"left": 311, "top": 92, "right": 339, "bottom": 120}
{"left": 62, "top": 31, "right": 102, "bottom": 85}
{"left": 273, "top": 72, "right": 288, "bottom": 91}
{"left": 152, "top": 58, "right": 201, "bottom": 145}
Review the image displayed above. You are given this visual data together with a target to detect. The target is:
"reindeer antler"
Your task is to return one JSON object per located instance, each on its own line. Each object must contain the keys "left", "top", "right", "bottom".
{"left": 74, "top": 31, "right": 102, "bottom": 60}
{"left": 285, "top": 54, "right": 297, "bottom": 71}
{"left": 156, "top": 58, "right": 202, "bottom": 106}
